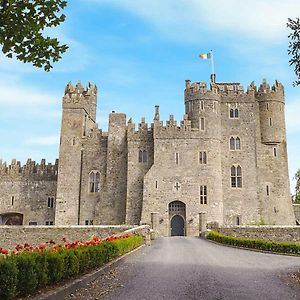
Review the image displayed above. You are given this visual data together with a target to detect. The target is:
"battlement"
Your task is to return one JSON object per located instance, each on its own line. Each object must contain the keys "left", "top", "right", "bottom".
{"left": 63, "top": 82, "right": 97, "bottom": 116}
{"left": 0, "top": 158, "right": 58, "bottom": 178}
{"left": 185, "top": 79, "right": 284, "bottom": 102}
{"left": 256, "top": 79, "right": 284, "bottom": 101}
{"left": 127, "top": 117, "right": 153, "bottom": 141}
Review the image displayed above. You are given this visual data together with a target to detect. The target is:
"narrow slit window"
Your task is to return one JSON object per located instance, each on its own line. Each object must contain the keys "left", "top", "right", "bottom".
{"left": 200, "top": 100, "right": 204, "bottom": 110}
{"left": 266, "top": 185, "right": 270, "bottom": 196}
{"left": 234, "top": 108, "right": 239, "bottom": 118}
{"left": 11, "top": 196, "right": 14, "bottom": 206}
{"left": 175, "top": 152, "right": 179, "bottom": 165}
{"left": 155, "top": 181, "right": 158, "bottom": 189}
{"left": 273, "top": 147, "right": 277, "bottom": 157}
{"left": 138, "top": 150, "right": 143, "bottom": 162}
{"left": 200, "top": 118, "right": 205, "bottom": 130}
{"left": 269, "top": 118, "right": 272, "bottom": 126}
{"left": 236, "top": 137, "right": 241, "bottom": 150}
{"left": 199, "top": 151, "right": 207, "bottom": 164}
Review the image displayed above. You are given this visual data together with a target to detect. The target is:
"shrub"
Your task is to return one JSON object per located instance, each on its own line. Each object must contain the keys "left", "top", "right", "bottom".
{"left": 207, "top": 231, "right": 300, "bottom": 255}
{"left": 15, "top": 253, "right": 38, "bottom": 296}
{"left": 61, "top": 250, "right": 79, "bottom": 279}
{"left": 0, "top": 257, "right": 18, "bottom": 300}
{"left": 34, "top": 252, "right": 48, "bottom": 288}
{"left": 45, "top": 252, "right": 64, "bottom": 284}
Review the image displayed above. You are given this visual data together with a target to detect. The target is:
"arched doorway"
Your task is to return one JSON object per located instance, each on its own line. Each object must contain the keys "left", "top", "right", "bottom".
{"left": 0, "top": 213, "right": 23, "bottom": 225}
{"left": 169, "top": 201, "right": 186, "bottom": 236}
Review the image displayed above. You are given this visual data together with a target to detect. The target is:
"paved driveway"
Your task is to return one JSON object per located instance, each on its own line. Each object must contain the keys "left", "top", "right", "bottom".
{"left": 66, "top": 237, "right": 300, "bottom": 300}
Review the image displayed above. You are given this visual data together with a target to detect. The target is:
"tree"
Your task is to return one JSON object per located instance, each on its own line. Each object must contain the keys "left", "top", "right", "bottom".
{"left": 295, "top": 169, "right": 300, "bottom": 203}
{"left": 287, "top": 18, "right": 300, "bottom": 86}
{"left": 0, "top": 0, "right": 68, "bottom": 71}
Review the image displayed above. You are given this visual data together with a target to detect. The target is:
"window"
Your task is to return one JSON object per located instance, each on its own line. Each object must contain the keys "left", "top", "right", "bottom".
{"left": 11, "top": 196, "right": 14, "bottom": 206}
{"left": 230, "top": 137, "right": 241, "bottom": 150}
{"left": 155, "top": 181, "right": 158, "bottom": 189}
{"left": 213, "top": 101, "right": 217, "bottom": 113}
{"left": 29, "top": 221, "right": 37, "bottom": 226}
{"left": 200, "top": 117, "right": 205, "bottom": 130}
{"left": 231, "top": 165, "right": 242, "bottom": 188}
{"left": 47, "top": 197, "right": 54, "bottom": 208}
{"left": 266, "top": 103, "right": 269, "bottom": 111}
{"left": 175, "top": 152, "right": 179, "bottom": 165}
{"left": 85, "top": 220, "right": 94, "bottom": 225}
{"left": 199, "top": 151, "right": 207, "bottom": 164}
{"left": 45, "top": 221, "right": 54, "bottom": 225}
{"left": 200, "top": 100, "right": 204, "bottom": 110}
{"left": 236, "top": 215, "right": 241, "bottom": 225}
{"left": 89, "top": 171, "right": 100, "bottom": 192}
{"left": 273, "top": 147, "right": 277, "bottom": 157}
{"left": 229, "top": 108, "right": 239, "bottom": 119}
{"left": 269, "top": 118, "right": 272, "bottom": 126}
{"left": 138, "top": 150, "right": 148, "bottom": 163}
{"left": 200, "top": 185, "right": 207, "bottom": 204}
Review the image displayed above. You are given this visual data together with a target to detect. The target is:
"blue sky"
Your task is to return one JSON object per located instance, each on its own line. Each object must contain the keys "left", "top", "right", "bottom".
{"left": 0, "top": 0, "right": 299, "bottom": 193}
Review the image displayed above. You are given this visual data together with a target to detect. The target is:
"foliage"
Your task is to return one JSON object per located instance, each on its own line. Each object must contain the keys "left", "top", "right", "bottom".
{"left": 0, "top": 234, "right": 144, "bottom": 299}
{"left": 287, "top": 18, "right": 300, "bottom": 86}
{"left": 207, "top": 231, "right": 300, "bottom": 255}
{"left": 0, "top": 258, "right": 18, "bottom": 300}
{"left": 15, "top": 254, "right": 38, "bottom": 296}
{"left": 294, "top": 168, "right": 300, "bottom": 203}
{"left": 0, "top": 0, "right": 68, "bottom": 71}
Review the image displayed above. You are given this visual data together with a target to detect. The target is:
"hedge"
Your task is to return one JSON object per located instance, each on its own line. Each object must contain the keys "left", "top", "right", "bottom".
{"left": 0, "top": 235, "right": 144, "bottom": 300}
{"left": 207, "top": 231, "right": 300, "bottom": 255}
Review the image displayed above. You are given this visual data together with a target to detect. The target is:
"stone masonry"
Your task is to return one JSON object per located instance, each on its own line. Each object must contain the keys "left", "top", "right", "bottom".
{"left": 0, "top": 78, "right": 296, "bottom": 236}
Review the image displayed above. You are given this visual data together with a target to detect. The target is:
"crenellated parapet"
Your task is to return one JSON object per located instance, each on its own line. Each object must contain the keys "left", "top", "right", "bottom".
{"left": 256, "top": 79, "right": 284, "bottom": 103}
{"left": 63, "top": 81, "right": 97, "bottom": 120}
{"left": 127, "top": 117, "right": 153, "bottom": 142}
{"left": 0, "top": 158, "right": 58, "bottom": 178}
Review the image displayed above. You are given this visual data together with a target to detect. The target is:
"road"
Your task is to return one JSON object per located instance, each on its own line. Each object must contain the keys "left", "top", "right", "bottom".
{"left": 66, "top": 237, "right": 300, "bottom": 300}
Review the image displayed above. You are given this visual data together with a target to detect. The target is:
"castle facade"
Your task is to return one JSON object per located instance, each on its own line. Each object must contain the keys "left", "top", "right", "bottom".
{"left": 0, "top": 79, "right": 296, "bottom": 236}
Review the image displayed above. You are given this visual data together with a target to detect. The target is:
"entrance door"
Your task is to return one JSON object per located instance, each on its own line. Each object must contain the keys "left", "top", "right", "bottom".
{"left": 171, "top": 215, "right": 185, "bottom": 236}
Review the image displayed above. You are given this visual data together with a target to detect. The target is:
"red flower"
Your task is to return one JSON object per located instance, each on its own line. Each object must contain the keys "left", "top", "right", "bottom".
{"left": 38, "top": 243, "right": 47, "bottom": 250}
{"left": 1, "top": 248, "right": 8, "bottom": 255}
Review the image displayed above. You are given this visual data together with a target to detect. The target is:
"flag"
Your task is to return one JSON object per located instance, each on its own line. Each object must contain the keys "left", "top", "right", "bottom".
{"left": 199, "top": 53, "right": 211, "bottom": 60}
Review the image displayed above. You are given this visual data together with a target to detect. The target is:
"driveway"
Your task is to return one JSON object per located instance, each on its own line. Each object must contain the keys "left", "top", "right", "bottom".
{"left": 66, "top": 237, "right": 300, "bottom": 300}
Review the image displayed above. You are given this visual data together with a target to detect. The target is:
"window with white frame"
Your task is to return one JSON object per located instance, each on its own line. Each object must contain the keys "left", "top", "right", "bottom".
{"left": 229, "top": 108, "right": 239, "bottom": 118}
{"left": 230, "top": 137, "right": 241, "bottom": 150}
{"left": 231, "top": 165, "right": 242, "bottom": 188}
{"left": 47, "top": 197, "right": 54, "bottom": 208}
{"left": 89, "top": 171, "right": 100, "bottom": 193}
{"left": 200, "top": 185, "right": 207, "bottom": 204}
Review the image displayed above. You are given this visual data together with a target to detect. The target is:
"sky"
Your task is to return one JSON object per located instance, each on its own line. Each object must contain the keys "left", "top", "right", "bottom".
{"left": 0, "top": 0, "right": 299, "bottom": 193}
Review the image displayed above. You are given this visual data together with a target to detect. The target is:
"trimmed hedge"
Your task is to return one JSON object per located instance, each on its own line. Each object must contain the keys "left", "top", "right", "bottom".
{"left": 207, "top": 231, "right": 300, "bottom": 254}
{"left": 0, "top": 235, "right": 144, "bottom": 300}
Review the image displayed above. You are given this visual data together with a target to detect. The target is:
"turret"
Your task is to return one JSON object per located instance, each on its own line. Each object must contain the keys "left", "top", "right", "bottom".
{"left": 257, "top": 79, "right": 286, "bottom": 144}
{"left": 184, "top": 80, "right": 221, "bottom": 139}
{"left": 55, "top": 81, "right": 98, "bottom": 225}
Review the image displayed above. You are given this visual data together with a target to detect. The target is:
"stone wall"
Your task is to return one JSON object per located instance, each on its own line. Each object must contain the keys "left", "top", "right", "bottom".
{"left": 294, "top": 204, "right": 300, "bottom": 222}
{"left": 0, "top": 225, "right": 150, "bottom": 250}
{"left": 215, "top": 226, "right": 300, "bottom": 242}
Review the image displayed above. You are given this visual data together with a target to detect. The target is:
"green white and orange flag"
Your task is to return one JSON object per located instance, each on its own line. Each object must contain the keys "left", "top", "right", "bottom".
{"left": 199, "top": 52, "right": 211, "bottom": 60}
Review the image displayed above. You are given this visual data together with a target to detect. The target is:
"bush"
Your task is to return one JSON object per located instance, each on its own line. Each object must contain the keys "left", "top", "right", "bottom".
{"left": 61, "top": 250, "right": 79, "bottom": 279}
{"left": 207, "top": 231, "right": 300, "bottom": 255}
{"left": 45, "top": 252, "right": 64, "bottom": 284}
{"left": 0, "top": 234, "right": 144, "bottom": 299}
{"left": 15, "top": 253, "right": 38, "bottom": 296}
{"left": 0, "top": 258, "right": 18, "bottom": 300}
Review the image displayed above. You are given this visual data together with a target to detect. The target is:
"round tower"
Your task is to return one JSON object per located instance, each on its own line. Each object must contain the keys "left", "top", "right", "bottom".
{"left": 184, "top": 80, "right": 221, "bottom": 139}
{"left": 257, "top": 79, "right": 286, "bottom": 144}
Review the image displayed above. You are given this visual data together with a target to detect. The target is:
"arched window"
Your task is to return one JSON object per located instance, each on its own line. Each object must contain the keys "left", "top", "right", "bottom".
{"left": 89, "top": 171, "right": 100, "bottom": 193}
{"left": 138, "top": 150, "right": 143, "bottom": 162}
{"left": 231, "top": 165, "right": 242, "bottom": 188}
{"left": 230, "top": 109, "right": 234, "bottom": 118}
{"left": 143, "top": 150, "right": 148, "bottom": 163}
{"left": 230, "top": 137, "right": 235, "bottom": 150}
{"left": 234, "top": 108, "right": 239, "bottom": 118}
{"left": 230, "top": 137, "right": 241, "bottom": 150}
{"left": 236, "top": 137, "right": 241, "bottom": 150}
{"left": 138, "top": 150, "right": 148, "bottom": 163}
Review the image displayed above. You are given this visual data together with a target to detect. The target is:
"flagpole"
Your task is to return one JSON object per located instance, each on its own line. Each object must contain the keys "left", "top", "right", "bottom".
{"left": 210, "top": 50, "right": 216, "bottom": 83}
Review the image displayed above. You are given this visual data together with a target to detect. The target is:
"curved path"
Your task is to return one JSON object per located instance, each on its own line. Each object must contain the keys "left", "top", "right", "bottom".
{"left": 66, "top": 237, "right": 300, "bottom": 300}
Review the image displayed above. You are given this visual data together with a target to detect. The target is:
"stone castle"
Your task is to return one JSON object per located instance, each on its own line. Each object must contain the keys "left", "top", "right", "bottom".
{"left": 0, "top": 78, "right": 296, "bottom": 236}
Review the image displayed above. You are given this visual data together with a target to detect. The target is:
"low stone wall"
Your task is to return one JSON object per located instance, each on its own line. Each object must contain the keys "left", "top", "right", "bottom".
{"left": 215, "top": 226, "right": 300, "bottom": 242}
{"left": 0, "top": 225, "right": 150, "bottom": 250}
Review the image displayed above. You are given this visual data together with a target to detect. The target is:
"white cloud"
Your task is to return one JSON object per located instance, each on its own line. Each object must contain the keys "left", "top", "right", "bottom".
{"left": 86, "top": 0, "right": 300, "bottom": 43}
{"left": 25, "top": 135, "right": 60, "bottom": 146}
